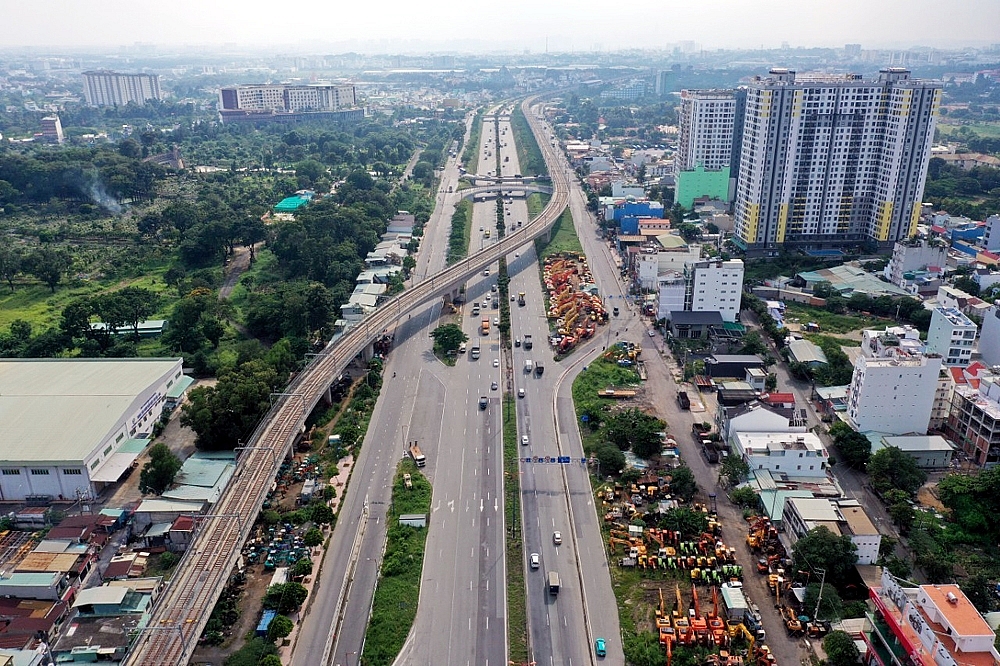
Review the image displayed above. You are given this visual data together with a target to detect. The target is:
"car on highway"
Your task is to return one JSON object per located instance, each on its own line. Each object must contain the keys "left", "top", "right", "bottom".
{"left": 479, "top": 226, "right": 483, "bottom": 232}
{"left": 595, "top": 638, "right": 606, "bottom": 658}
{"left": 493, "top": 358, "right": 500, "bottom": 367}
{"left": 521, "top": 435, "right": 529, "bottom": 446}
{"left": 649, "top": 329, "right": 656, "bottom": 337}
{"left": 483, "top": 269, "right": 490, "bottom": 276}
{"left": 491, "top": 381, "right": 498, "bottom": 390}
{"left": 529, "top": 553, "right": 540, "bottom": 569}
{"left": 552, "top": 531, "right": 562, "bottom": 545}
{"left": 479, "top": 396, "right": 488, "bottom": 410}
{"left": 493, "top": 317, "right": 499, "bottom": 326}
{"left": 515, "top": 338, "right": 520, "bottom": 347}
{"left": 491, "top": 284, "right": 498, "bottom": 292}
{"left": 518, "top": 388, "right": 525, "bottom": 398}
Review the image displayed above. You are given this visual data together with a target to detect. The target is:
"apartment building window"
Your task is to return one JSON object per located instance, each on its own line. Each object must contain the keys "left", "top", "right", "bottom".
{"left": 63, "top": 469, "right": 82, "bottom": 475}
{"left": 1, "top": 469, "right": 20, "bottom": 475}
{"left": 31, "top": 469, "right": 49, "bottom": 475}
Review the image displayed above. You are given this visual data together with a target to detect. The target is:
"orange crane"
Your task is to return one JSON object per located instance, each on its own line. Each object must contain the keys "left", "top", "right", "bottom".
{"left": 690, "top": 585, "right": 709, "bottom": 645}
{"left": 709, "top": 587, "right": 728, "bottom": 647}
{"left": 674, "top": 585, "right": 693, "bottom": 646}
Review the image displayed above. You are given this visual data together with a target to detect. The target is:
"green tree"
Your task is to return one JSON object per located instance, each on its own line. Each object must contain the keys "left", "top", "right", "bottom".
{"left": 430, "top": 323, "right": 468, "bottom": 356}
{"left": 729, "top": 486, "right": 759, "bottom": 509}
{"left": 823, "top": 630, "right": 861, "bottom": 666}
{"left": 668, "top": 465, "right": 698, "bottom": 502}
{"left": 593, "top": 443, "right": 626, "bottom": 476}
{"left": 953, "top": 275, "right": 980, "bottom": 297}
{"left": 139, "top": 443, "right": 182, "bottom": 495}
{"left": 303, "top": 528, "right": 323, "bottom": 548}
{"left": 791, "top": 526, "right": 858, "bottom": 583}
{"left": 222, "top": 638, "right": 278, "bottom": 666}
{"left": 181, "top": 359, "right": 282, "bottom": 450}
{"left": 656, "top": 507, "right": 710, "bottom": 537}
{"left": 258, "top": 655, "right": 284, "bottom": 666}
{"left": 867, "top": 446, "right": 926, "bottom": 496}
{"left": 765, "top": 373, "right": 778, "bottom": 392}
{"left": 26, "top": 246, "right": 71, "bottom": 293}
{"left": 291, "top": 557, "right": 313, "bottom": 579}
{"left": 266, "top": 613, "right": 293, "bottom": 642}
{"left": 604, "top": 408, "right": 664, "bottom": 458}
{"left": 310, "top": 502, "right": 334, "bottom": 525}
{"left": 829, "top": 422, "right": 872, "bottom": 468}
{"left": 263, "top": 582, "right": 308, "bottom": 614}
{"left": 623, "top": 631, "right": 667, "bottom": 666}
{"left": 805, "top": 582, "right": 843, "bottom": 621}
{"left": 739, "top": 331, "right": 768, "bottom": 356}
{"left": 720, "top": 455, "right": 751, "bottom": 488}
{"left": 0, "top": 246, "right": 22, "bottom": 292}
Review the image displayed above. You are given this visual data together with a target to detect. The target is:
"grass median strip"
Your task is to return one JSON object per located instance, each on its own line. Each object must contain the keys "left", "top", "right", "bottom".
{"left": 510, "top": 105, "right": 547, "bottom": 177}
{"left": 360, "top": 459, "right": 431, "bottom": 666}
{"left": 535, "top": 206, "right": 581, "bottom": 260}
{"left": 463, "top": 109, "right": 484, "bottom": 174}
{"left": 503, "top": 393, "right": 529, "bottom": 663}
{"left": 447, "top": 199, "right": 472, "bottom": 265}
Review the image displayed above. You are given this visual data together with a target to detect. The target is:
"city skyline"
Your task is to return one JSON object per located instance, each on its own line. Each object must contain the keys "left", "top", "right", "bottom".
{"left": 1, "top": 0, "right": 997, "bottom": 52}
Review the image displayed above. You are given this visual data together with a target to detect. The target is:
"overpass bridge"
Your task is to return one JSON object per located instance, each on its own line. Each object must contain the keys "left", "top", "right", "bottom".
{"left": 462, "top": 184, "right": 552, "bottom": 201}
{"left": 124, "top": 95, "right": 567, "bottom": 666}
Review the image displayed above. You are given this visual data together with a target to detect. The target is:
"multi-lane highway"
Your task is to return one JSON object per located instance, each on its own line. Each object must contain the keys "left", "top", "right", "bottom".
{"left": 125, "top": 99, "right": 570, "bottom": 666}
{"left": 392, "top": 107, "right": 508, "bottom": 666}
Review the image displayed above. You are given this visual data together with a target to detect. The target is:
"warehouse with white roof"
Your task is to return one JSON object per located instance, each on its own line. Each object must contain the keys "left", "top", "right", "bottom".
{"left": 0, "top": 358, "right": 184, "bottom": 501}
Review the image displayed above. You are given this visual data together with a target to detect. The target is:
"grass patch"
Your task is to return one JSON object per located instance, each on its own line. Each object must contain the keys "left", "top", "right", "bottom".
{"left": 447, "top": 199, "right": 473, "bottom": 266}
{"left": 510, "top": 105, "right": 547, "bottom": 177}
{"left": 361, "top": 458, "right": 432, "bottom": 666}
{"left": 803, "top": 332, "right": 861, "bottom": 348}
{"left": 571, "top": 358, "right": 641, "bottom": 454}
{"left": 463, "top": 109, "right": 484, "bottom": 174}
{"left": 502, "top": 393, "right": 529, "bottom": 663}
{"left": 0, "top": 260, "right": 183, "bottom": 331}
{"left": 534, "top": 206, "right": 581, "bottom": 261}
{"left": 784, "top": 301, "right": 889, "bottom": 335}
{"left": 938, "top": 122, "right": 1000, "bottom": 139}
{"left": 525, "top": 192, "right": 551, "bottom": 221}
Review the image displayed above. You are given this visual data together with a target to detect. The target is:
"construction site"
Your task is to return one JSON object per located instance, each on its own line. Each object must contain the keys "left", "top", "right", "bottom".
{"left": 543, "top": 252, "right": 609, "bottom": 353}
{"left": 598, "top": 476, "right": 778, "bottom": 666}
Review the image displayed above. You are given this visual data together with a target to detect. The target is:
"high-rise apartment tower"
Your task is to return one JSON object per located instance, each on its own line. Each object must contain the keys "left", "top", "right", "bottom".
{"left": 82, "top": 71, "right": 161, "bottom": 107}
{"left": 733, "top": 68, "right": 941, "bottom": 256}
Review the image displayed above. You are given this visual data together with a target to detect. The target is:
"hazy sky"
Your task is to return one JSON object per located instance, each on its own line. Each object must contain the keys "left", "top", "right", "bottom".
{"left": 2, "top": 0, "right": 998, "bottom": 51}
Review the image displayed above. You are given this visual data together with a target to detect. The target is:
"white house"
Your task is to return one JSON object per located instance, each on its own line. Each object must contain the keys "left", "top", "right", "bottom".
{"left": 782, "top": 497, "right": 881, "bottom": 565}
{"left": 731, "top": 431, "right": 828, "bottom": 478}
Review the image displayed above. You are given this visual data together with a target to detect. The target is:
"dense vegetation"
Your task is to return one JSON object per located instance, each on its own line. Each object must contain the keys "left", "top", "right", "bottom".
{"left": 0, "top": 113, "right": 458, "bottom": 452}
{"left": 923, "top": 158, "right": 1000, "bottom": 220}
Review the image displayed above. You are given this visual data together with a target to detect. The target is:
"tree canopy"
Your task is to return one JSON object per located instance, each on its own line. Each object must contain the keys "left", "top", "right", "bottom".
{"left": 138, "top": 443, "right": 182, "bottom": 495}
{"left": 867, "top": 446, "right": 926, "bottom": 496}
{"left": 604, "top": 408, "right": 665, "bottom": 459}
{"left": 791, "top": 526, "right": 858, "bottom": 583}
{"left": 829, "top": 421, "right": 872, "bottom": 468}
{"left": 823, "top": 630, "right": 861, "bottom": 666}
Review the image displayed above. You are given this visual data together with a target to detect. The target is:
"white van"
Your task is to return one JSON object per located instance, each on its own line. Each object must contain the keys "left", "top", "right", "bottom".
{"left": 524, "top": 359, "right": 534, "bottom": 373}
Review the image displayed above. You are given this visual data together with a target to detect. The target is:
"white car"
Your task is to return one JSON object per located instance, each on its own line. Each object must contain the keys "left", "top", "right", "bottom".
{"left": 491, "top": 381, "right": 498, "bottom": 390}
{"left": 483, "top": 269, "right": 490, "bottom": 276}
{"left": 493, "top": 358, "right": 500, "bottom": 367}
{"left": 493, "top": 317, "right": 499, "bottom": 326}
{"left": 521, "top": 435, "right": 529, "bottom": 446}
{"left": 530, "top": 553, "right": 540, "bottom": 569}
{"left": 518, "top": 388, "right": 525, "bottom": 398}
{"left": 553, "top": 531, "right": 562, "bottom": 545}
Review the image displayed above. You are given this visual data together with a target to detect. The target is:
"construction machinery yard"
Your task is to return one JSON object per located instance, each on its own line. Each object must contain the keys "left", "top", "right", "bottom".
{"left": 598, "top": 475, "right": 778, "bottom": 666}
{"left": 543, "top": 252, "right": 609, "bottom": 353}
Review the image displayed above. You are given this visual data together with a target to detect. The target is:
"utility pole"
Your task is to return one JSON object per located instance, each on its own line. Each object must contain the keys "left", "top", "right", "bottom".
{"left": 813, "top": 568, "right": 827, "bottom": 621}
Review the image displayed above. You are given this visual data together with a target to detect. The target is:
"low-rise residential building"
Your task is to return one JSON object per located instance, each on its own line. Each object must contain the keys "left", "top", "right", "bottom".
{"left": 667, "top": 310, "right": 723, "bottom": 339}
{"left": 876, "top": 435, "right": 954, "bottom": 469}
{"left": 689, "top": 259, "right": 744, "bottom": 322}
{"left": 848, "top": 327, "right": 942, "bottom": 435}
{"left": 718, "top": 400, "right": 807, "bottom": 442}
{"left": 706, "top": 354, "right": 765, "bottom": 380}
{"left": 865, "top": 570, "right": 1000, "bottom": 666}
{"left": 731, "top": 431, "right": 829, "bottom": 478}
{"left": 925, "top": 307, "right": 977, "bottom": 367}
{"left": 883, "top": 239, "right": 948, "bottom": 288}
{"left": 979, "top": 303, "right": 1000, "bottom": 369}
{"left": 783, "top": 497, "right": 881, "bottom": 565}
{"left": 946, "top": 375, "right": 1000, "bottom": 467}
{"left": 787, "top": 339, "right": 829, "bottom": 367}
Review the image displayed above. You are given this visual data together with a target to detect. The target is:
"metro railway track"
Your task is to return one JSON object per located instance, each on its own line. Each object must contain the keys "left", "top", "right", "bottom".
{"left": 125, "top": 96, "right": 567, "bottom": 665}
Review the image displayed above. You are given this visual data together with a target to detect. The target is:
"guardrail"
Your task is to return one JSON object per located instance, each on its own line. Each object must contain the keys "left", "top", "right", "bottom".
{"left": 124, "top": 94, "right": 567, "bottom": 666}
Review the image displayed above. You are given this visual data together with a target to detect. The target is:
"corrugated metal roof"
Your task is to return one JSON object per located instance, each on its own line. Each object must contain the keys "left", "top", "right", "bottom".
{"left": 73, "top": 586, "right": 128, "bottom": 608}
{"left": 0, "top": 358, "right": 180, "bottom": 464}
